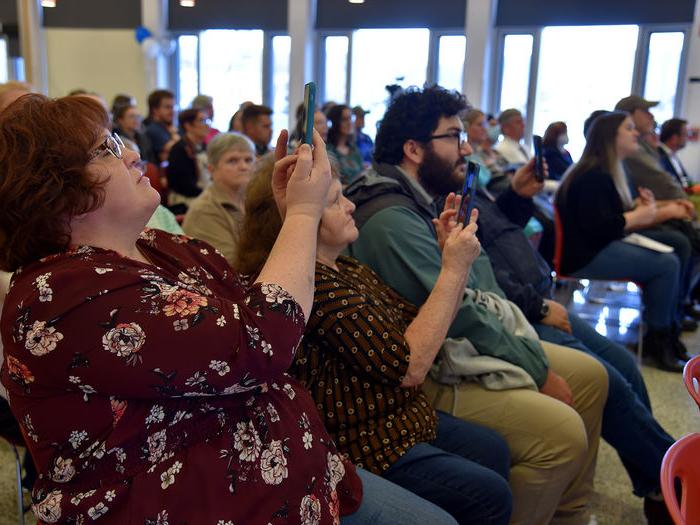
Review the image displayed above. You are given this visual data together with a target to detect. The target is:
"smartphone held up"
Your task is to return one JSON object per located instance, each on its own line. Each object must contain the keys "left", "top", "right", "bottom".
{"left": 532, "top": 134, "right": 545, "bottom": 182}
{"left": 302, "top": 82, "right": 317, "bottom": 145}
{"left": 457, "top": 161, "right": 480, "bottom": 225}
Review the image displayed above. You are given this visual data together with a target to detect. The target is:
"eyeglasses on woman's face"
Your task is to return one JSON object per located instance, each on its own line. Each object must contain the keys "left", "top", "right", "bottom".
{"left": 89, "top": 132, "right": 125, "bottom": 162}
{"left": 88, "top": 133, "right": 147, "bottom": 174}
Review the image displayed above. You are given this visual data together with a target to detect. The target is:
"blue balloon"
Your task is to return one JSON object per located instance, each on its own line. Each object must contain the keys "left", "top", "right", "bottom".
{"left": 135, "top": 26, "right": 152, "bottom": 44}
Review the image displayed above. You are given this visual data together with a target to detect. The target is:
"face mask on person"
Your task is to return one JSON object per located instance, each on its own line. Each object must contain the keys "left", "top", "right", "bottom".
{"left": 478, "top": 164, "right": 492, "bottom": 187}
{"left": 487, "top": 124, "right": 501, "bottom": 144}
{"left": 557, "top": 134, "right": 569, "bottom": 147}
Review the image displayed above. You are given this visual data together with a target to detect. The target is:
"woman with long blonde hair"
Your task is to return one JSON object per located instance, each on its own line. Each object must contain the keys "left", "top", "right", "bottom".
{"left": 556, "top": 111, "right": 691, "bottom": 372}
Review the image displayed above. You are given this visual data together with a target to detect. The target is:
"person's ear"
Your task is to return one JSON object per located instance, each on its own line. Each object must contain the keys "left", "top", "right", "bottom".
{"left": 403, "top": 139, "right": 425, "bottom": 165}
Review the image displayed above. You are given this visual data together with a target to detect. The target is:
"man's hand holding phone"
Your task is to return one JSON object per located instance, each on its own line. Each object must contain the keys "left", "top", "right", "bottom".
{"left": 441, "top": 207, "right": 481, "bottom": 277}
{"left": 512, "top": 158, "right": 546, "bottom": 198}
{"left": 433, "top": 192, "right": 461, "bottom": 252}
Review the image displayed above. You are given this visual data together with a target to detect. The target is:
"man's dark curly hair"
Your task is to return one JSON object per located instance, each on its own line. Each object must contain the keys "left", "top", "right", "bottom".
{"left": 373, "top": 85, "right": 469, "bottom": 165}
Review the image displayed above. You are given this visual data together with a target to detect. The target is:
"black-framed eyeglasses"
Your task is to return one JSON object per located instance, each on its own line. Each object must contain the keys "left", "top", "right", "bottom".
{"left": 428, "top": 131, "right": 468, "bottom": 149}
{"left": 88, "top": 132, "right": 125, "bottom": 162}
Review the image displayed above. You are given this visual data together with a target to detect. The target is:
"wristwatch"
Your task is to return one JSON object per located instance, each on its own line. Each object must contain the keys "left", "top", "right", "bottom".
{"left": 539, "top": 300, "right": 550, "bottom": 318}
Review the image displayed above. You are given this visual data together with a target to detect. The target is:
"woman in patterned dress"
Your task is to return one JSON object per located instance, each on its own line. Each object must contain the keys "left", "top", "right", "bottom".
{"left": 0, "top": 94, "right": 457, "bottom": 525}
{"left": 237, "top": 169, "right": 514, "bottom": 524}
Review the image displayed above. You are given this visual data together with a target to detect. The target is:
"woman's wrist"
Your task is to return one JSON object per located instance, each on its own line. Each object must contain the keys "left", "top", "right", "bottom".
{"left": 284, "top": 207, "right": 324, "bottom": 223}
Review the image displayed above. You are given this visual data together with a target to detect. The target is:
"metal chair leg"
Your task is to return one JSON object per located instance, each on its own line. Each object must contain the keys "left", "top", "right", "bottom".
{"left": 11, "top": 444, "right": 25, "bottom": 525}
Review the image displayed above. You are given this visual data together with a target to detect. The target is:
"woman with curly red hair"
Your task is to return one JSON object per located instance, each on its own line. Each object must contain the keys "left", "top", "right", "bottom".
{"left": 0, "top": 94, "right": 457, "bottom": 525}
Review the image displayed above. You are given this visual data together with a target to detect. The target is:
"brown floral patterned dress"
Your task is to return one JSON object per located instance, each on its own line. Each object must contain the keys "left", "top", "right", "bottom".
{"left": 0, "top": 229, "right": 361, "bottom": 524}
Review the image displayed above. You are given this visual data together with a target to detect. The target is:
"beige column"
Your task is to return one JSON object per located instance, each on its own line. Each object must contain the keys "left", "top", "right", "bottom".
{"left": 287, "top": 0, "right": 317, "bottom": 130}
{"left": 16, "top": 0, "right": 48, "bottom": 94}
{"left": 463, "top": 0, "right": 498, "bottom": 111}
{"left": 140, "top": 0, "right": 170, "bottom": 94}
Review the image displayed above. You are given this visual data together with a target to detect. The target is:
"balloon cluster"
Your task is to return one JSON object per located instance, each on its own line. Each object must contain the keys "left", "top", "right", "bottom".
{"left": 134, "top": 26, "right": 176, "bottom": 59}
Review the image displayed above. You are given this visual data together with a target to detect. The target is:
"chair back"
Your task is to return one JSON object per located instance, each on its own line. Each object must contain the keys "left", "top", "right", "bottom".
{"left": 660, "top": 433, "right": 700, "bottom": 524}
{"left": 683, "top": 355, "right": 700, "bottom": 410}
{"left": 145, "top": 162, "right": 167, "bottom": 203}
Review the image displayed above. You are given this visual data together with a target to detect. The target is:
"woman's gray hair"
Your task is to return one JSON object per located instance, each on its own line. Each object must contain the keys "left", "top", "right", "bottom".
{"left": 207, "top": 132, "right": 255, "bottom": 166}
{"left": 191, "top": 94, "right": 213, "bottom": 109}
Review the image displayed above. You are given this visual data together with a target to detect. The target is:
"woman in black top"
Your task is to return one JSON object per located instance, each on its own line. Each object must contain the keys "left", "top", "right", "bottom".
{"left": 542, "top": 121, "right": 573, "bottom": 180}
{"left": 555, "top": 111, "right": 691, "bottom": 371}
{"left": 166, "top": 108, "right": 211, "bottom": 211}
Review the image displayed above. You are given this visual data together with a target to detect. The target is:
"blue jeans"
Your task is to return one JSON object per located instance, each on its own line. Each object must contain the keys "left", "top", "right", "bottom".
{"left": 341, "top": 467, "right": 458, "bottom": 525}
{"left": 382, "top": 411, "right": 512, "bottom": 525}
{"left": 571, "top": 238, "right": 680, "bottom": 330}
{"left": 641, "top": 226, "right": 693, "bottom": 320}
{"left": 535, "top": 313, "right": 675, "bottom": 497}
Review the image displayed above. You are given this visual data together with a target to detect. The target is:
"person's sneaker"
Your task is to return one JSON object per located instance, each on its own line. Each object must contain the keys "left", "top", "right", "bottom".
{"left": 643, "top": 495, "right": 674, "bottom": 525}
{"left": 674, "top": 337, "right": 693, "bottom": 362}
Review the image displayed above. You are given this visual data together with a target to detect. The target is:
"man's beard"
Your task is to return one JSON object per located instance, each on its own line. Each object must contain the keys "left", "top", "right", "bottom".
{"left": 417, "top": 146, "right": 464, "bottom": 197}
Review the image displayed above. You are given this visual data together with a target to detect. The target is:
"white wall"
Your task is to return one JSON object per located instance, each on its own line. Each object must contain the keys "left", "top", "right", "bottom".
{"left": 45, "top": 28, "right": 149, "bottom": 115}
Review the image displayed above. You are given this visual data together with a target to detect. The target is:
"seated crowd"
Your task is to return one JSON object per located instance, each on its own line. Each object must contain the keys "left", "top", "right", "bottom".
{"left": 0, "top": 78, "right": 696, "bottom": 525}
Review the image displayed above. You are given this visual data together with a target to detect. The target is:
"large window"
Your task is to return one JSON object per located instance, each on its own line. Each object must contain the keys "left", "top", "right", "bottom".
{"left": 198, "top": 30, "right": 264, "bottom": 132}
{"left": 493, "top": 24, "right": 688, "bottom": 161}
{"left": 498, "top": 34, "right": 533, "bottom": 116}
{"left": 272, "top": 35, "right": 291, "bottom": 136}
{"left": 350, "top": 28, "right": 431, "bottom": 137}
{"left": 644, "top": 31, "right": 685, "bottom": 126}
{"left": 533, "top": 25, "right": 639, "bottom": 159}
{"left": 319, "top": 28, "right": 462, "bottom": 138}
{"left": 177, "top": 35, "right": 199, "bottom": 113}
{"left": 324, "top": 36, "right": 349, "bottom": 104}
{"left": 437, "top": 35, "right": 466, "bottom": 92}
{"left": 0, "top": 38, "right": 8, "bottom": 84}
{"left": 177, "top": 30, "right": 288, "bottom": 139}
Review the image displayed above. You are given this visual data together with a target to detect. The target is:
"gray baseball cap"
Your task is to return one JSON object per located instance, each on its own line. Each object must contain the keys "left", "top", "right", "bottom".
{"left": 614, "top": 95, "right": 659, "bottom": 113}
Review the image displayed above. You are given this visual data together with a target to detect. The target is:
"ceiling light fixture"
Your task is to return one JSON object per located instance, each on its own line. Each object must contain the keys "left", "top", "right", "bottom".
{"left": 348, "top": 0, "right": 365, "bottom": 3}
{"left": 180, "top": 0, "right": 196, "bottom": 6}
{"left": 41, "top": 0, "right": 57, "bottom": 7}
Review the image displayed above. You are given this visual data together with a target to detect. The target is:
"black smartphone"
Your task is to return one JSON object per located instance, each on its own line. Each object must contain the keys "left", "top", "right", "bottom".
{"left": 457, "top": 161, "right": 480, "bottom": 225}
{"left": 302, "top": 82, "right": 317, "bottom": 145}
{"left": 533, "top": 134, "right": 544, "bottom": 182}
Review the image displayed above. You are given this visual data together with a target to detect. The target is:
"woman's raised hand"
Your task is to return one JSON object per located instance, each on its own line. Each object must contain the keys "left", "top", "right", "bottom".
{"left": 272, "top": 129, "right": 331, "bottom": 221}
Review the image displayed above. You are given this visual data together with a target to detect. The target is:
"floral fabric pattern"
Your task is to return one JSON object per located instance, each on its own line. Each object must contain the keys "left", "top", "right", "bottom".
{"left": 1, "top": 229, "right": 361, "bottom": 524}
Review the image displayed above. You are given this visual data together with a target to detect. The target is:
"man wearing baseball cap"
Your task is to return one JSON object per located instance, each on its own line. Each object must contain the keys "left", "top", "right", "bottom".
{"left": 615, "top": 95, "right": 700, "bottom": 334}
{"left": 352, "top": 105, "right": 374, "bottom": 164}
{"left": 614, "top": 95, "right": 688, "bottom": 201}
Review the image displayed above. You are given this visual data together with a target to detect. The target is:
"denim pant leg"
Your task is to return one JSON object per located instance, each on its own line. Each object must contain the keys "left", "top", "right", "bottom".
{"left": 641, "top": 226, "right": 693, "bottom": 320}
{"left": 383, "top": 411, "right": 512, "bottom": 525}
{"left": 567, "top": 313, "right": 651, "bottom": 409}
{"left": 341, "top": 467, "right": 458, "bottom": 525}
{"left": 571, "top": 240, "right": 680, "bottom": 330}
{"left": 534, "top": 322, "right": 675, "bottom": 497}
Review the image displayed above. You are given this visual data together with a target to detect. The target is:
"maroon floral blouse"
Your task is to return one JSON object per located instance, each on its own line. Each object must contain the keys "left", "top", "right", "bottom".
{"left": 0, "top": 228, "right": 361, "bottom": 525}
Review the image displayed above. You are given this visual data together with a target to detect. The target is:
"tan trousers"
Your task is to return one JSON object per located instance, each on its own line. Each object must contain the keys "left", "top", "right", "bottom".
{"left": 423, "top": 342, "right": 608, "bottom": 525}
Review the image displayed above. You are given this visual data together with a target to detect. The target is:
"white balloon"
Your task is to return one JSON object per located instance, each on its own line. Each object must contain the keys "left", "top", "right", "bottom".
{"left": 159, "top": 37, "right": 176, "bottom": 57}
{"left": 141, "top": 38, "right": 160, "bottom": 59}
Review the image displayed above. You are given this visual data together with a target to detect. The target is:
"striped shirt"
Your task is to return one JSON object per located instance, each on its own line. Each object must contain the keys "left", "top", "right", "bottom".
{"left": 293, "top": 256, "right": 437, "bottom": 475}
